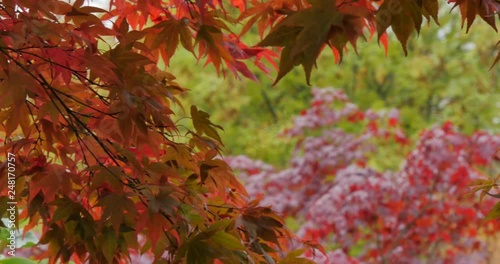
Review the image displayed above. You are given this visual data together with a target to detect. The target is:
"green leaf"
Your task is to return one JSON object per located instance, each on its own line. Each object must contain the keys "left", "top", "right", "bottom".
{"left": 283, "top": 248, "right": 307, "bottom": 259}
{"left": 259, "top": 26, "right": 303, "bottom": 47}
{"left": 185, "top": 239, "right": 212, "bottom": 264}
{"left": 190, "top": 105, "right": 224, "bottom": 144}
{"left": 485, "top": 202, "right": 500, "bottom": 221}
{"left": 50, "top": 199, "right": 77, "bottom": 223}
{"left": 204, "top": 218, "right": 233, "bottom": 233}
{"left": 102, "top": 228, "right": 118, "bottom": 264}
{"left": 377, "top": 0, "right": 423, "bottom": 55}
{"left": 0, "top": 258, "right": 35, "bottom": 264}
{"left": 211, "top": 231, "right": 245, "bottom": 251}
{"left": 258, "top": 0, "right": 348, "bottom": 85}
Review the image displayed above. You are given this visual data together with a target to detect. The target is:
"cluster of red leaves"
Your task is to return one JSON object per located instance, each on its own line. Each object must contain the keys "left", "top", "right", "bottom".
{"left": 1, "top": 0, "right": 494, "bottom": 87}
{"left": 245, "top": 0, "right": 499, "bottom": 83}
{"left": 227, "top": 88, "right": 500, "bottom": 263}
{"left": 104, "top": 0, "right": 280, "bottom": 81}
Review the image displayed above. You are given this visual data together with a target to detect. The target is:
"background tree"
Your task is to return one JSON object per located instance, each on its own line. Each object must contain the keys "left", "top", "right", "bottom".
{"left": 228, "top": 88, "right": 500, "bottom": 263}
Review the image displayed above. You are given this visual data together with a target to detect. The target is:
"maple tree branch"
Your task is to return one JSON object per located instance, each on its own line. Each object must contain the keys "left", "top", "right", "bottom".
{"left": 240, "top": 226, "right": 276, "bottom": 264}
{"left": 206, "top": 203, "right": 243, "bottom": 212}
{"left": 183, "top": 0, "right": 197, "bottom": 19}
{"left": 1, "top": 46, "right": 112, "bottom": 104}
{"left": 74, "top": 80, "right": 111, "bottom": 106}
{"left": 74, "top": 131, "right": 92, "bottom": 169}
{"left": 0, "top": 49, "right": 143, "bottom": 192}
{"left": 37, "top": 80, "right": 181, "bottom": 237}
{"left": 204, "top": 206, "right": 220, "bottom": 220}
{"left": 42, "top": 84, "right": 92, "bottom": 136}
{"left": 486, "top": 192, "right": 500, "bottom": 198}
{"left": 46, "top": 86, "right": 121, "bottom": 165}
{"left": 49, "top": 88, "right": 118, "bottom": 117}
{"left": 144, "top": 193, "right": 184, "bottom": 246}
{"left": 25, "top": 100, "right": 76, "bottom": 131}
{"left": 71, "top": 111, "right": 99, "bottom": 119}
{"left": 0, "top": 49, "right": 81, "bottom": 133}
{"left": 43, "top": 90, "right": 98, "bottom": 169}
{"left": 162, "top": 229, "right": 177, "bottom": 253}
{"left": 70, "top": 126, "right": 138, "bottom": 190}
{"left": 64, "top": 52, "right": 115, "bottom": 101}
{"left": 25, "top": 100, "right": 43, "bottom": 144}
{"left": 25, "top": 63, "right": 99, "bottom": 174}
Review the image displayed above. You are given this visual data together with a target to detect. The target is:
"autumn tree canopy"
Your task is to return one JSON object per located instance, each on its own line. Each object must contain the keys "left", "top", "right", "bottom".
{"left": 0, "top": 0, "right": 498, "bottom": 263}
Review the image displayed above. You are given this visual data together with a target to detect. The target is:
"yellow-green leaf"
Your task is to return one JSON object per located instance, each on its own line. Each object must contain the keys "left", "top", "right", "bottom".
{"left": 190, "top": 105, "right": 224, "bottom": 144}
{"left": 485, "top": 202, "right": 500, "bottom": 221}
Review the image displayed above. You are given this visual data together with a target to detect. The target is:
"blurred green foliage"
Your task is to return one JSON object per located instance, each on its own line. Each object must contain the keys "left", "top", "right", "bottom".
{"left": 169, "top": 11, "right": 499, "bottom": 167}
{"left": 0, "top": 258, "right": 35, "bottom": 264}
